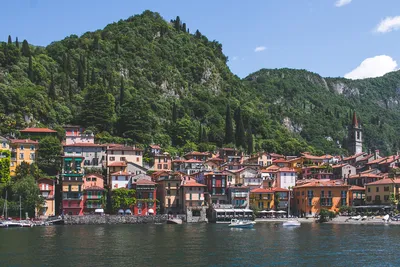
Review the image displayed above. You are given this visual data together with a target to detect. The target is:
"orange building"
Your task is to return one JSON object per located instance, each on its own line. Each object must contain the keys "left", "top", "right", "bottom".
{"left": 293, "top": 180, "right": 350, "bottom": 217}
{"left": 10, "top": 139, "right": 39, "bottom": 176}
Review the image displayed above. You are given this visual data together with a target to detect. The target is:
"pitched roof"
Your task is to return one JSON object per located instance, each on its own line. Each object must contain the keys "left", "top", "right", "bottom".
{"left": 181, "top": 181, "right": 206, "bottom": 187}
{"left": 107, "top": 146, "right": 143, "bottom": 151}
{"left": 358, "top": 154, "right": 374, "bottom": 161}
{"left": 206, "top": 157, "right": 224, "bottom": 162}
{"left": 366, "top": 157, "right": 387, "bottom": 165}
{"left": 184, "top": 151, "right": 209, "bottom": 156}
{"left": 271, "top": 187, "right": 289, "bottom": 192}
{"left": 111, "top": 171, "right": 131, "bottom": 176}
{"left": 108, "top": 161, "right": 127, "bottom": 167}
{"left": 294, "top": 180, "right": 349, "bottom": 188}
{"left": 134, "top": 179, "right": 156, "bottom": 185}
{"left": 84, "top": 173, "right": 104, "bottom": 179}
{"left": 278, "top": 167, "right": 296, "bottom": 172}
{"left": 343, "top": 152, "right": 366, "bottom": 161}
{"left": 10, "top": 139, "right": 38, "bottom": 144}
{"left": 366, "top": 178, "right": 400, "bottom": 186}
{"left": 273, "top": 159, "right": 288, "bottom": 163}
{"left": 184, "top": 159, "right": 204, "bottom": 163}
{"left": 348, "top": 173, "right": 382, "bottom": 179}
{"left": 20, "top": 127, "right": 57, "bottom": 133}
{"left": 269, "top": 153, "right": 285, "bottom": 158}
{"left": 251, "top": 188, "right": 273, "bottom": 193}
{"left": 349, "top": 185, "right": 365, "bottom": 191}
{"left": 149, "top": 145, "right": 161, "bottom": 149}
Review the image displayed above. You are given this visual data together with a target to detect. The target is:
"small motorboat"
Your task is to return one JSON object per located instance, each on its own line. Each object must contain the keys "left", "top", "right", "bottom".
{"left": 282, "top": 220, "right": 301, "bottom": 227}
{"left": 228, "top": 219, "right": 256, "bottom": 228}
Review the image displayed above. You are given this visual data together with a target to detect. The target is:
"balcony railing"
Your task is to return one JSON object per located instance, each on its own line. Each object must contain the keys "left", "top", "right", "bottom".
{"left": 62, "top": 177, "right": 83, "bottom": 182}
{"left": 86, "top": 195, "right": 102, "bottom": 200}
{"left": 63, "top": 193, "right": 83, "bottom": 200}
{"left": 233, "top": 193, "right": 248, "bottom": 198}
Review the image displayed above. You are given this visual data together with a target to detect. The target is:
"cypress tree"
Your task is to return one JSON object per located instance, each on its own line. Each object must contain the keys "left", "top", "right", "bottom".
{"left": 187, "top": 28, "right": 190, "bottom": 34}
{"left": 21, "top": 39, "right": 30, "bottom": 57}
{"left": 224, "top": 105, "right": 234, "bottom": 145}
{"left": 182, "top": 23, "right": 187, "bottom": 33}
{"left": 246, "top": 126, "right": 254, "bottom": 155}
{"left": 198, "top": 124, "right": 203, "bottom": 143}
{"left": 7, "top": 35, "right": 12, "bottom": 45}
{"left": 202, "top": 127, "right": 208, "bottom": 143}
{"left": 195, "top": 30, "right": 201, "bottom": 39}
{"left": 109, "top": 73, "right": 114, "bottom": 92}
{"left": 92, "top": 35, "right": 100, "bottom": 50}
{"left": 91, "top": 68, "right": 96, "bottom": 85}
{"left": 77, "top": 60, "right": 85, "bottom": 89}
{"left": 48, "top": 72, "right": 56, "bottom": 100}
{"left": 28, "top": 55, "right": 33, "bottom": 81}
{"left": 86, "top": 66, "right": 90, "bottom": 85}
{"left": 174, "top": 16, "right": 181, "bottom": 31}
{"left": 235, "top": 107, "right": 246, "bottom": 148}
{"left": 15, "top": 37, "right": 19, "bottom": 48}
{"left": 68, "top": 80, "right": 73, "bottom": 101}
{"left": 115, "top": 40, "right": 119, "bottom": 54}
{"left": 119, "top": 76, "right": 124, "bottom": 107}
{"left": 172, "top": 102, "right": 177, "bottom": 123}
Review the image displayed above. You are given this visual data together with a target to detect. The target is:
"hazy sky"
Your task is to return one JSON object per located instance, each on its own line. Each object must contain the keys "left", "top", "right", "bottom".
{"left": 2, "top": 0, "right": 400, "bottom": 79}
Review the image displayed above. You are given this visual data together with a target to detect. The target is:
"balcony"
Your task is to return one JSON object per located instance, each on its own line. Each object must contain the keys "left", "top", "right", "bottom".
{"left": 86, "top": 195, "right": 102, "bottom": 200}
{"left": 62, "top": 177, "right": 83, "bottom": 182}
{"left": 63, "top": 193, "right": 83, "bottom": 200}
{"left": 233, "top": 192, "right": 248, "bottom": 198}
{"left": 263, "top": 197, "right": 272, "bottom": 200}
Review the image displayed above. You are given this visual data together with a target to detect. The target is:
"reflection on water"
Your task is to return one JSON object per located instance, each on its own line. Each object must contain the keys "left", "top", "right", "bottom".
{"left": 1, "top": 223, "right": 400, "bottom": 266}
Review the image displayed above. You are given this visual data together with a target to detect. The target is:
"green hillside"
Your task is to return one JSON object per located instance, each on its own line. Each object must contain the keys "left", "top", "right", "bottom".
{"left": 0, "top": 10, "right": 398, "bottom": 155}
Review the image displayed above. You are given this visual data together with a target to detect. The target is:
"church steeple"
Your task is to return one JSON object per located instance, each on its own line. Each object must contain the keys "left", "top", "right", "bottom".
{"left": 348, "top": 111, "right": 363, "bottom": 155}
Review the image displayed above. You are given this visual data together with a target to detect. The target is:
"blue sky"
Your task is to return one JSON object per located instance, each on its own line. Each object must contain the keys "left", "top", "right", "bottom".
{"left": 2, "top": 0, "right": 400, "bottom": 79}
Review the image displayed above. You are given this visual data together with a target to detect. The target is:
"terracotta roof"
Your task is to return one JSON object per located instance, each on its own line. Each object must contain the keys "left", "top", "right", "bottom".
{"left": 332, "top": 164, "right": 348, "bottom": 168}
{"left": 273, "top": 159, "right": 288, "bottom": 163}
{"left": 20, "top": 127, "right": 57, "bottom": 133}
{"left": 184, "top": 151, "right": 209, "bottom": 156}
{"left": 348, "top": 173, "right": 382, "bottom": 179}
{"left": 301, "top": 154, "right": 324, "bottom": 160}
{"left": 85, "top": 173, "right": 104, "bottom": 179}
{"left": 379, "top": 155, "right": 400, "bottom": 165}
{"left": 204, "top": 172, "right": 227, "bottom": 176}
{"left": 206, "top": 157, "right": 224, "bottom": 162}
{"left": 84, "top": 186, "right": 104, "bottom": 191}
{"left": 134, "top": 179, "right": 156, "bottom": 185}
{"left": 221, "top": 148, "right": 235, "bottom": 151}
{"left": 269, "top": 153, "right": 285, "bottom": 158}
{"left": 343, "top": 152, "right": 366, "bottom": 161}
{"left": 366, "top": 157, "right": 387, "bottom": 165}
{"left": 107, "top": 146, "right": 143, "bottom": 151}
{"left": 64, "top": 143, "right": 105, "bottom": 147}
{"left": 150, "top": 145, "right": 161, "bottom": 149}
{"left": 358, "top": 154, "right": 374, "bottom": 161}
{"left": 366, "top": 178, "right": 400, "bottom": 186}
{"left": 10, "top": 139, "right": 38, "bottom": 144}
{"left": 294, "top": 180, "right": 349, "bottom": 188}
{"left": 349, "top": 185, "right": 365, "bottom": 191}
{"left": 107, "top": 161, "right": 127, "bottom": 167}
{"left": 251, "top": 188, "right": 273, "bottom": 193}
{"left": 271, "top": 187, "right": 289, "bottom": 192}
{"left": 184, "top": 159, "right": 204, "bottom": 163}
{"left": 288, "top": 157, "right": 302, "bottom": 162}
{"left": 181, "top": 181, "right": 206, "bottom": 187}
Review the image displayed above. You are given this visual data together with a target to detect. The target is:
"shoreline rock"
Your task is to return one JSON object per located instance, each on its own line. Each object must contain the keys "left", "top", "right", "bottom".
{"left": 63, "top": 214, "right": 168, "bottom": 225}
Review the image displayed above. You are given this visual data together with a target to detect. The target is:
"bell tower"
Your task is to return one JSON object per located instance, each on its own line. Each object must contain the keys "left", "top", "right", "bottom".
{"left": 348, "top": 111, "right": 363, "bottom": 154}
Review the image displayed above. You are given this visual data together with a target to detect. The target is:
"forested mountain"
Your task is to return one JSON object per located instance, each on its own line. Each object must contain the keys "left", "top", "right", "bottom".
{"left": 0, "top": 10, "right": 399, "bottom": 156}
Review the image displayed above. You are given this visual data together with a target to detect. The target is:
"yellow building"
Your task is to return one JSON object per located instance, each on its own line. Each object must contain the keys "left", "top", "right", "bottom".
{"left": 156, "top": 173, "right": 183, "bottom": 214}
{"left": 293, "top": 180, "right": 349, "bottom": 217}
{"left": 365, "top": 178, "right": 400, "bottom": 206}
{"left": 10, "top": 139, "right": 39, "bottom": 176}
{"left": 250, "top": 187, "right": 290, "bottom": 211}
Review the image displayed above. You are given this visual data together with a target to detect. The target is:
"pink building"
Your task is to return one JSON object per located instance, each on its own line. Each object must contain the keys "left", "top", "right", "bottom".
{"left": 83, "top": 174, "right": 105, "bottom": 213}
{"left": 37, "top": 178, "right": 56, "bottom": 217}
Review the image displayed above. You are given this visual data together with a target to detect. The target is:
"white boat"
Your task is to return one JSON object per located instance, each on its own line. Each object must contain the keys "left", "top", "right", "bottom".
{"left": 283, "top": 220, "right": 301, "bottom": 227}
{"left": 228, "top": 219, "right": 256, "bottom": 228}
{"left": 383, "top": 214, "right": 390, "bottom": 223}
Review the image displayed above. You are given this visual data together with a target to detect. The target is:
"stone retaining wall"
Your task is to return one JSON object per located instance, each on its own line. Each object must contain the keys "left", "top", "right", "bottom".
{"left": 64, "top": 214, "right": 168, "bottom": 225}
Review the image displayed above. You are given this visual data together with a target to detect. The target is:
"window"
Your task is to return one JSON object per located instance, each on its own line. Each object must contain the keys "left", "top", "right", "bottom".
{"left": 307, "top": 190, "right": 313, "bottom": 198}
{"left": 212, "top": 179, "right": 216, "bottom": 187}
{"left": 149, "top": 192, "right": 153, "bottom": 199}
{"left": 198, "top": 193, "right": 201, "bottom": 199}
{"left": 384, "top": 195, "right": 389, "bottom": 201}
{"left": 164, "top": 164, "right": 168, "bottom": 169}
{"left": 168, "top": 183, "right": 170, "bottom": 189}
{"left": 20, "top": 145, "right": 24, "bottom": 150}
{"left": 120, "top": 157, "right": 126, "bottom": 161}
{"left": 212, "top": 188, "right": 216, "bottom": 195}
{"left": 68, "top": 185, "right": 72, "bottom": 192}
{"left": 341, "top": 191, "right": 346, "bottom": 198}
{"left": 376, "top": 187, "right": 379, "bottom": 192}
{"left": 308, "top": 198, "right": 312, "bottom": 207}
{"left": 221, "top": 188, "right": 225, "bottom": 195}
{"left": 19, "top": 153, "right": 24, "bottom": 160}
{"left": 221, "top": 178, "right": 225, "bottom": 187}
{"left": 138, "top": 209, "right": 142, "bottom": 215}
{"left": 168, "top": 199, "right": 171, "bottom": 207}
{"left": 367, "top": 196, "right": 372, "bottom": 201}
{"left": 384, "top": 186, "right": 390, "bottom": 192}
{"left": 110, "top": 157, "right": 115, "bottom": 161}
{"left": 125, "top": 176, "right": 128, "bottom": 181}
{"left": 258, "top": 201, "right": 264, "bottom": 209}
{"left": 375, "top": 195, "right": 380, "bottom": 201}
{"left": 328, "top": 191, "right": 332, "bottom": 197}
{"left": 78, "top": 185, "right": 81, "bottom": 192}
{"left": 135, "top": 151, "right": 140, "bottom": 156}
{"left": 136, "top": 157, "right": 139, "bottom": 162}
{"left": 158, "top": 164, "right": 162, "bottom": 169}
{"left": 92, "top": 178, "right": 97, "bottom": 181}
{"left": 167, "top": 190, "right": 171, "bottom": 195}
{"left": 368, "top": 187, "right": 371, "bottom": 192}
{"left": 30, "top": 153, "right": 35, "bottom": 160}
{"left": 190, "top": 193, "right": 192, "bottom": 200}
{"left": 1, "top": 142, "right": 6, "bottom": 148}
{"left": 228, "top": 176, "right": 232, "bottom": 182}
{"left": 321, "top": 190, "right": 325, "bottom": 198}
{"left": 164, "top": 158, "right": 168, "bottom": 163}
{"left": 176, "top": 183, "right": 179, "bottom": 188}
{"left": 302, "top": 191, "right": 305, "bottom": 196}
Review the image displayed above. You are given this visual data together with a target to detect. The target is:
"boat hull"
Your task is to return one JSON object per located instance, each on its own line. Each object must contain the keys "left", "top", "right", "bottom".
{"left": 282, "top": 221, "right": 301, "bottom": 227}
{"left": 228, "top": 223, "right": 255, "bottom": 228}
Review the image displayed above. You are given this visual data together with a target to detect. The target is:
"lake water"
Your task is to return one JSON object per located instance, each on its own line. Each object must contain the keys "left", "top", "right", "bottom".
{"left": 0, "top": 222, "right": 399, "bottom": 266}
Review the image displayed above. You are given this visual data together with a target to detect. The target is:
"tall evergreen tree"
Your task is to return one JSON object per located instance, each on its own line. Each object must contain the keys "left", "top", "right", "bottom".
{"left": 172, "top": 102, "right": 177, "bottom": 123}
{"left": 93, "top": 35, "right": 100, "bottom": 50}
{"left": 235, "top": 107, "right": 246, "bottom": 148}
{"left": 174, "top": 16, "right": 181, "bottom": 31}
{"left": 28, "top": 55, "right": 33, "bottom": 82}
{"left": 198, "top": 124, "right": 203, "bottom": 143}
{"left": 48, "top": 72, "right": 56, "bottom": 100}
{"left": 119, "top": 77, "right": 124, "bottom": 107}
{"left": 202, "top": 127, "right": 208, "bottom": 143}
{"left": 195, "top": 30, "right": 201, "bottom": 39}
{"left": 115, "top": 40, "right": 119, "bottom": 54}
{"left": 224, "top": 105, "right": 234, "bottom": 145}
{"left": 91, "top": 68, "right": 96, "bottom": 85}
{"left": 77, "top": 60, "right": 85, "bottom": 89}
{"left": 109, "top": 73, "right": 114, "bottom": 93}
{"left": 182, "top": 23, "right": 187, "bottom": 33}
{"left": 246, "top": 126, "right": 254, "bottom": 155}
{"left": 21, "top": 39, "right": 30, "bottom": 57}
{"left": 15, "top": 37, "right": 19, "bottom": 48}
{"left": 7, "top": 35, "right": 12, "bottom": 45}
{"left": 86, "top": 65, "right": 90, "bottom": 85}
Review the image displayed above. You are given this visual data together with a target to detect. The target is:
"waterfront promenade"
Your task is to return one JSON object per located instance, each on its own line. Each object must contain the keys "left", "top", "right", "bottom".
{"left": 256, "top": 215, "right": 400, "bottom": 225}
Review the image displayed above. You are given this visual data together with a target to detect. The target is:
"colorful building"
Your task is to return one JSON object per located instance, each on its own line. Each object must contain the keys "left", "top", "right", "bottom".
{"left": 349, "top": 185, "right": 365, "bottom": 206}
{"left": 276, "top": 167, "right": 297, "bottom": 189}
{"left": 204, "top": 172, "right": 228, "bottom": 204}
{"left": 37, "top": 178, "right": 56, "bottom": 217}
{"left": 19, "top": 127, "right": 57, "bottom": 140}
{"left": 83, "top": 174, "right": 105, "bottom": 213}
{"left": 63, "top": 125, "right": 94, "bottom": 145}
{"left": 180, "top": 179, "right": 206, "bottom": 209}
{"left": 110, "top": 171, "right": 132, "bottom": 190}
{"left": 157, "top": 172, "right": 184, "bottom": 214}
{"left": 131, "top": 178, "right": 157, "bottom": 216}
{"left": 0, "top": 136, "right": 9, "bottom": 150}
{"left": 347, "top": 173, "right": 382, "bottom": 187}
{"left": 152, "top": 153, "right": 172, "bottom": 171}
{"left": 365, "top": 178, "right": 400, "bottom": 206}
{"left": 9, "top": 139, "right": 39, "bottom": 176}
{"left": 250, "top": 188, "right": 274, "bottom": 210}
{"left": 228, "top": 185, "right": 250, "bottom": 208}
{"left": 293, "top": 180, "right": 349, "bottom": 217}
{"left": 61, "top": 156, "right": 84, "bottom": 215}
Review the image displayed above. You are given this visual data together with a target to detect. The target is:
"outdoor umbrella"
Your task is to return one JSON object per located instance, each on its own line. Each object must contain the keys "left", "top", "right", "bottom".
{"left": 118, "top": 209, "right": 124, "bottom": 215}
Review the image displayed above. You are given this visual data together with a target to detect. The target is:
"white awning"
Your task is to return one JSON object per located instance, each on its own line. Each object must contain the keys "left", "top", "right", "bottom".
{"left": 95, "top": 209, "right": 104, "bottom": 213}
{"left": 148, "top": 209, "right": 154, "bottom": 214}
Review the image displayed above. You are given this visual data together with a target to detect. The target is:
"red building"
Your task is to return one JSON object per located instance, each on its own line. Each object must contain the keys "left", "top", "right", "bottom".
{"left": 130, "top": 178, "right": 157, "bottom": 216}
{"left": 204, "top": 172, "right": 228, "bottom": 204}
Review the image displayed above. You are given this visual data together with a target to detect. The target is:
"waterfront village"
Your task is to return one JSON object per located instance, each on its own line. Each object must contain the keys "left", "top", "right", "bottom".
{"left": 0, "top": 112, "right": 399, "bottom": 224}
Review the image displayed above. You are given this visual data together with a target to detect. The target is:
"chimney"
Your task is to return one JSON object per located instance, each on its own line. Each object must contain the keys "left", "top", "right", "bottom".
{"left": 374, "top": 150, "right": 380, "bottom": 160}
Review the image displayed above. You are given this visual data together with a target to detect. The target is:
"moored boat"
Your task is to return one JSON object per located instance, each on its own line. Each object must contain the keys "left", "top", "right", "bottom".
{"left": 228, "top": 219, "right": 256, "bottom": 228}
{"left": 282, "top": 220, "right": 301, "bottom": 227}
